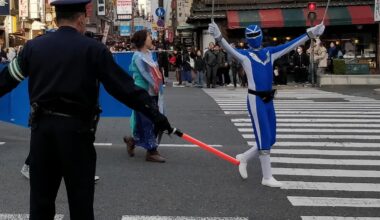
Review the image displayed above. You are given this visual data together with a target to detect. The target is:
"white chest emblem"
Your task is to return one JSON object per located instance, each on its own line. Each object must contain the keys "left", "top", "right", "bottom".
{"left": 249, "top": 51, "right": 271, "bottom": 65}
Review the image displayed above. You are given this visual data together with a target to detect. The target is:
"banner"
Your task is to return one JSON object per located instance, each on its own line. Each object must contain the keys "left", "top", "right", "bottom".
{"left": 376, "top": 0, "right": 380, "bottom": 22}
{"left": 116, "top": 0, "right": 132, "bottom": 15}
{"left": 19, "top": 0, "right": 28, "bottom": 18}
{"left": 0, "top": 0, "right": 9, "bottom": 15}
{"left": 120, "top": 25, "right": 130, "bottom": 36}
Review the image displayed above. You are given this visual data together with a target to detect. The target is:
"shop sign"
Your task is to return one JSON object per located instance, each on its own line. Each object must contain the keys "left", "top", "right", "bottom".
{"left": 19, "top": 0, "right": 28, "bottom": 18}
{"left": 120, "top": 25, "right": 131, "bottom": 36}
{"left": 117, "top": 0, "right": 132, "bottom": 15}
{"left": 29, "top": 0, "right": 40, "bottom": 19}
{"left": 0, "top": 0, "right": 9, "bottom": 16}
{"left": 375, "top": 0, "right": 380, "bottom": 22}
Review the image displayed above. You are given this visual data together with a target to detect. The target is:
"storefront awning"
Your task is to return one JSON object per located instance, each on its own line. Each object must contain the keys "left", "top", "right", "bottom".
{"left": 227, "top": 5, "right": 374, "bottom": 29}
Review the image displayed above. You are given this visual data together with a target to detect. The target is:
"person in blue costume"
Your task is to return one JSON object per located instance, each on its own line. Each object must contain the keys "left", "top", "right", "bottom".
{"left": 209, "top": 22, "right": 325, "bottom": 187}
{"left": 123, "top": 30, "right": 166, "bottom": 163}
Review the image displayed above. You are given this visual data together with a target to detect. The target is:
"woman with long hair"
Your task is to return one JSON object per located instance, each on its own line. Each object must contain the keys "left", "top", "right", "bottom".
{"left": 123, "top": 30, "right": 166, "bottom": 162}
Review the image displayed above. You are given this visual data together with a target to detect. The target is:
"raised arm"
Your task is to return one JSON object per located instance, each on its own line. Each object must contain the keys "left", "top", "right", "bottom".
{"left": 208, "top": 22, "right": 246, "bottom": 62}
{"left": 270, "top": 23, "right": 325, "bottom": 61}
{"left": 269, "top": 34, "right": 309, "bottom": 61}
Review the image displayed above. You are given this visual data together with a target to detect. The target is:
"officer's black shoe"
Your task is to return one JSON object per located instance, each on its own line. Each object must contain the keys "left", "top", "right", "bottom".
{"left": 123, "top": 136, "right": 136, "bottom": 157}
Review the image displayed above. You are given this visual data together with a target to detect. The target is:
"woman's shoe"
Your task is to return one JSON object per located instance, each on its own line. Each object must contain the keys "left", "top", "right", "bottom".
{"left": 146, "top": 150, "right": 166, "bottom": 163}
{"left": 123, "top": 136, "right": 136, "bottom": 157}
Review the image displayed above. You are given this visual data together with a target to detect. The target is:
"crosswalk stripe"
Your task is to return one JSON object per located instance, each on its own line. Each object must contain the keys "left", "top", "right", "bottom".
{"left": 237, "top": 123, "right": 380, "bottom": 128}
{"left": 271, "top": 149, "right": 380, "bottom": 156}
{"left": 270, "top": 142, "right": 380, "bottom": 148}
{"left": 271, "top": 157, "right": 380, "bottom": 166}
{"left": 272, "top": 168, "right": 380, "bottom": 178}
{"left": 0, "top": 142, "right": 5, "bottom": 145}
{"left": 121, "top": 216, "right": 248, "bottom": 220}
{"left": 239, "top": 128, "right": 380, "bottom": 133}
{"left": 0, "top": 214, "right": 64, "bottom": 220}
{"left": 94, "top": 143, "right": 112, "bottom": 146}
{"left": 221, "top": 107, "right": 380, "bottom": 109}
{"left": 282, "top": 181, "right": 380, "bottom": 192}
{"left": 242, "top": 134, "right": 380, "bottom": 140}
{"left": 287, "top": 196, "right": 380, "bottom": 208}
{"left": 301, "top": 217, "right": 380, "bottom": 220}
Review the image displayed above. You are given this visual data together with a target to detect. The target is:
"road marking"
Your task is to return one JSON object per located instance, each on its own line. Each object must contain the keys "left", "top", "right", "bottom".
{"left": 272, "top": 168, "right": 380, "bottom": 178}
{"left": 282, "top": 181, "right": 380, "bottom": 192}
{"left": 122, "top": 216, "right": 248, "bottom": 220}
{"left": 301, "top": 217, "right": 380, "bottom": 220}
{"left": 237, "top": 123, "right": 380, "bottom": 128}
{"left": 159, "top": 144, "right": 223, "bottom": 148}
{"left": 222, "top": 107, "right": 380, "bottom": 110}
{"left": 248, "top": 142, "right": 380, "bottom": 148}
{"left": 0, "top": 142, "right": 5, "bottom": 145}
{"left": 271, "top": 157, "right": 380, "bottom": 166}
{"left": 275, "top": 114, "right": 380, "bottom": 118}
{"left": 0, "top": 214, "right": 64, "bottom": 220}
{"left": 239, "top": 128, "right": 380, "bottom": 133}
{"left": 94, "top": 143, "right": 113, "bottom": 146}
{"left": 288, "top": 196, "right": 380, "bottom": 208}
{"left": 243, "top": 134, "right": 380, "bottom": 140}
{"left": 271, "top": 149, "right": 380, "bottom": 156}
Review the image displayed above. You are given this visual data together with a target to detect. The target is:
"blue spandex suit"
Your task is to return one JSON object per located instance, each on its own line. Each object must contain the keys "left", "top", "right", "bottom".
{"left": 217, "top": 25, "right": 310, "bottom": 152}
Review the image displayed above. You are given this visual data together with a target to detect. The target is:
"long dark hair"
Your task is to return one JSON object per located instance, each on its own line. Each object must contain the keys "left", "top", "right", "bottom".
{"left": 131, "top": 30, "right": 148, "bottom": 49}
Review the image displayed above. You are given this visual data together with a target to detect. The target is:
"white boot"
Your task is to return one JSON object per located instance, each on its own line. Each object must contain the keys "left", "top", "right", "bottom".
{"left": 262, "top": 177, "right": 283, "bottom": 188}
{"left": 259, "top": 154, "right": 283, "bottom": 188}
{"left": 236, "top": 146, "right": 258, "bottom": 180}
{"left": 236, "top": 154, "right": 248, "bottom": 180}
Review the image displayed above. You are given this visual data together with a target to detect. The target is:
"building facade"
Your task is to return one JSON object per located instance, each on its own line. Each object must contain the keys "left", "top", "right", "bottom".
{"left": 187, "top": 0, "right": 379, "bottom": 74}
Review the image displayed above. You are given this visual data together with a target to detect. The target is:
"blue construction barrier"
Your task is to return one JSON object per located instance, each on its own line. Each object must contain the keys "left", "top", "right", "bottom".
{"left": 0, "top": 52, "right": 154, "bottom": 127}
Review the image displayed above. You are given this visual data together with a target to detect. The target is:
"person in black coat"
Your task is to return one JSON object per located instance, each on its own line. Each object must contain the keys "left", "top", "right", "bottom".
{"left": 293, "top": 46, "right": 310, "bottom": 83}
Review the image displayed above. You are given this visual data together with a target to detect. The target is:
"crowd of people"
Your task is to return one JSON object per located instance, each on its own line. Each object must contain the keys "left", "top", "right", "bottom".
{"left": 274, "top": 38, "right": 345, "bottom": 86}
{"left": 0, "top": 46, "right": 23, "bottom": 63}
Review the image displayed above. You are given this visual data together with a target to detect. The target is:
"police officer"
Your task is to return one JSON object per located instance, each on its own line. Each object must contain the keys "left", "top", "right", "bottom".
{"left": 0, "top": 0, "right": 172, "bottom": 219}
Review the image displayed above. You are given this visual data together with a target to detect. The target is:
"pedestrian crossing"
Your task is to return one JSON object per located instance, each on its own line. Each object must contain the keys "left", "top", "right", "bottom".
{"left": 0, "top": 214, "right": 247, "bottom": 220}
{"left": 204, "top": 88, "right": 380, "bottom": 219}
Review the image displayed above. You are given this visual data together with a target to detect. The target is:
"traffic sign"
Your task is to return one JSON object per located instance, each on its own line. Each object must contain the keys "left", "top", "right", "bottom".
{"left": 157, "top": 19, "right": 165, "bottom": 27}
{"left": 155, "top": 7, "right": 166, "bottom": 17}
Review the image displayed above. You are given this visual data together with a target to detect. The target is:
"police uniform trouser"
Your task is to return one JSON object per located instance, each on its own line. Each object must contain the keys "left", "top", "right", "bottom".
{"left": 30, "top": 115, "right": 96, "bottom": 220}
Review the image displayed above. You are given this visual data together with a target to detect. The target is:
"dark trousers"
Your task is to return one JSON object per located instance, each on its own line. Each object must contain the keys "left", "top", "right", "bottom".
{"left": 294, "top": 67, "right": 308, "bottom": 83}
{"left": 30, "top": 115, "right": 96, "bottom": 220}
{"left": 206, "top": 65, "right": 218, "bottom": 87}
{"left": 231, "top": 68, "right": 238, "bottom": 87}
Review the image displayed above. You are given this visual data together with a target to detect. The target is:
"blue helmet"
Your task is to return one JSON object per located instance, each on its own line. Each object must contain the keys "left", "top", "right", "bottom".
{"left": 245, "top": 25, "right": 263, "bottom": 49}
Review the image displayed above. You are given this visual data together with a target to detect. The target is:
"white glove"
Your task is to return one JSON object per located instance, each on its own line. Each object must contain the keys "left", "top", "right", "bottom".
{"left": 208, "top": 22, "right": 222, "bottom": 41}
{"left": 307, "top": 23, "right": 325, "bottom": 39}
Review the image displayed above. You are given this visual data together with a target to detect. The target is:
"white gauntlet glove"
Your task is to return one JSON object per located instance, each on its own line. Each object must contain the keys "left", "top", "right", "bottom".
{"left": 208, "top": 22, "right": 222, "bottom": 41}
{"left": 307, "top": 23, "right": 325, "bottom": 39}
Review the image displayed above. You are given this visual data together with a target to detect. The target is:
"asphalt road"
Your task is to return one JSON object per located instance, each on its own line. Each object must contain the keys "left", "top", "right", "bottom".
{"left": 0, "top": 85, "right": 379, "bottom": 220}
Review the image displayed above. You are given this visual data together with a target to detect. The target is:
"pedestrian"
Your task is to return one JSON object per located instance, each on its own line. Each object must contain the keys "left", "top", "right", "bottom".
{"left": 293, "top": 46, "right": 309, "bottom": 83}
{"left": 0, "top": 0, "right": 172, "bottom": 218}
{"left": 204, "top": 42, "right": 218, "bottom": 88}
{"left": 182, "top": 47, "right": 193, "bottom": 86}
{"left": 173, "top": 49, "right": 183, "bottom": 85}
{"left": 229, "top": 43, "right": 240, "bottom": 88}
{"left": 194, "top": 49, "right": 206, "bottom": 87}
{"left": 209, "top": 21, "right": 324, "bottom": 187}
{"left": 123, "top": 30, "right": 167, "bottom": 163}
{"left": 158, "top": 47, "right": 169, "bottom": 85}
{"left": 314, "top": 40, "right": 328, "bottom": 77}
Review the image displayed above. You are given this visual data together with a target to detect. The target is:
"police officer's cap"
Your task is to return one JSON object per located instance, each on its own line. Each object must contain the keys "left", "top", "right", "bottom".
{"left": 50, "top": 0, "right": 91, "bottom": 13}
